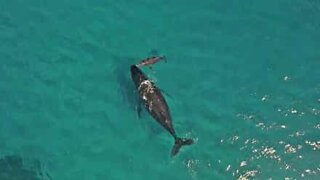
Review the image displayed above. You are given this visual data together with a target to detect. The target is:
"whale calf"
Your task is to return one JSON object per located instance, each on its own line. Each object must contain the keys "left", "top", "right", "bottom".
{"left": 135, "top": 56, "right": 166, "bottom": 68}
{"left": 130, "top": 64, "right": 193, "bottom": 156}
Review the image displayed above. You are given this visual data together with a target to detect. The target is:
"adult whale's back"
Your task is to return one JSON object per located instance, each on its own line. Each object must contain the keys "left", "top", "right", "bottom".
{"left": 130, "top": 65, "right": 193, "bottom": 156}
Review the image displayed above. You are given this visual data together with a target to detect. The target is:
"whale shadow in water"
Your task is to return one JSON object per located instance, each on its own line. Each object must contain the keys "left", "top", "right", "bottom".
{"left": 113, "top": 55, "right": 164, "bottom": 135}
{"left": 113, "top": 56, "right": 138, "bottom": 112}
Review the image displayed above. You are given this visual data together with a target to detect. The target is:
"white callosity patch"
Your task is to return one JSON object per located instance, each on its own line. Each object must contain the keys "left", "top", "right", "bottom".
{"left": 138, "top": 80, "right": 155, "bottom": 94}
{"left": 148, "top": 101, "right": 153, "bottom": 111}
{"left": 138, "top": 80, "right": 156, "bottom": 111}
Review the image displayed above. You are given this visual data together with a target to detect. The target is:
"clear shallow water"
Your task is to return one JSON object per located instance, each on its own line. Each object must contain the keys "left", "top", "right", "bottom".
{"left": 0, "top": 0, "right": 319, "bottom": 179}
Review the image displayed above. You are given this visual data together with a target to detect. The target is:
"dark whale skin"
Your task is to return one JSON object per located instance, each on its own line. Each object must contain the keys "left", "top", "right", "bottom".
{"left": 130, "top": 65, "right": 193, "bottom": 156}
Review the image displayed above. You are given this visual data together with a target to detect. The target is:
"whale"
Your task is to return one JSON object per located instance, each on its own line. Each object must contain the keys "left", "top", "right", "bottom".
{"left": 135, "top": 56, "right": 166, "bottom": 68}
{"left": 130, "top": 65, "right": 193, "bottom": 156}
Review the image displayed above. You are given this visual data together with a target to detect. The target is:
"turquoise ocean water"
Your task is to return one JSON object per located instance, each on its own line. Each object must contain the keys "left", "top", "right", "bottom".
{"left": 0, "top": 0, "right": 319, "bottom": 179}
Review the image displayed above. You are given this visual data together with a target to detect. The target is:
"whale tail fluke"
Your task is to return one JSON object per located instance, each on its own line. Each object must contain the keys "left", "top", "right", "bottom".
{"left": 171, "top": 137, "right": 194, "bottom": 157}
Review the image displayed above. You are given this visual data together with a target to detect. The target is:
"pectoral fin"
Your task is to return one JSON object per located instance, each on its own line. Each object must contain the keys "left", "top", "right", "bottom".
{"left": 135, "top": 98, "right": 143, "bottom": 119}
{"left": 132, "top": 87, "right": 143, "bottom": 119}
